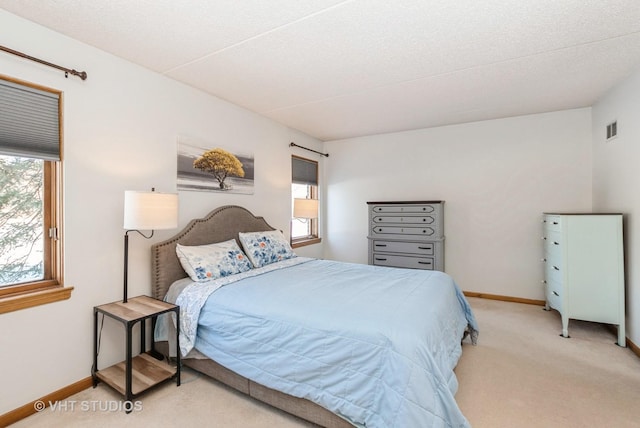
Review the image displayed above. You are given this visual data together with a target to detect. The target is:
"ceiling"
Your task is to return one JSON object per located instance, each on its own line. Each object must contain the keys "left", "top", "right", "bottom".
{"left": 2, "top": 1, "right": 640, "bottom": 141}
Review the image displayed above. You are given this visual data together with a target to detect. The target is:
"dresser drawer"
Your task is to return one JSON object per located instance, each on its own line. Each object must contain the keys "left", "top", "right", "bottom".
{"left": 372, "top": 204, "right": 436, "bottom": 214}
{"left": 546, "top": 279, "right": 563, "bottom": 311}
{"left": 371, "top": 225, "right": 437, "bottom": 238}
{"left": 544, "top": 215, "right": 562, "bottom": 232}
{"left": 372, "top": 215, "right": 436, "bottom": 225}
{"left": 372, "top": 254, "right": 434, "bottom": 270}
{"left": 372, "top": 240, "right": 434, "bottom": 255}
{"left": 545, "top": 260, "right": 563, "bottom": 284}
{"left": 544, "top": 231, "right": 562, "bottom": 257}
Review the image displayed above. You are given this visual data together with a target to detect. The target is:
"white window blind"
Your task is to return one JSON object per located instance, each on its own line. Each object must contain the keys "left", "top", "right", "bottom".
{"left": 0, "top": 78, "right": 61, "bottom": 161}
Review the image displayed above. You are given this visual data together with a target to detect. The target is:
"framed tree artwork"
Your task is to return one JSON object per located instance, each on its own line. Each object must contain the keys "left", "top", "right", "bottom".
{"left": 177, "top": 136, "right": 254, "bottom": 194}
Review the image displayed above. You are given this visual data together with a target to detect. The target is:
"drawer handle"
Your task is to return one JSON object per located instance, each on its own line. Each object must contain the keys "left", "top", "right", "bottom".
{"left": 418, "top": 261, "right": 431, "bottom": 265}
{"left": 553, "top": 291, "right": 559, "bottom": 296}
{"left": 553, "top": 222, "right": 559, "bottom": 225}
{"left": 553, "top": 266, "right": 560, "bottom": 271}
{"left": 418, "top": 246, "right": 431, "bottom": 250}
{"left": 375, "top": 244, "right": 387, "bottom": 247}
{"left": 375, "top": 257, "right": 387, "bottom": 261}
{"left": 553, "top": 241, "right": 559, "bottom": 245}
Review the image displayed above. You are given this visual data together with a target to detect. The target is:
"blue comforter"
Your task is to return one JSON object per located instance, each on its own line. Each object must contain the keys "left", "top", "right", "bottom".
{"left": 175, "top": 258, "right": 478, "bottom": 427}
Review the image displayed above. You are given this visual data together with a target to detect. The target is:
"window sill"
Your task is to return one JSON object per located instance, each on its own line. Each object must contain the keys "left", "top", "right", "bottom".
{"left": 0, "top": 285, "right": 74, "bottom": 314}
{"left": 291, "top": 237, "right": 322, "bottom": 249}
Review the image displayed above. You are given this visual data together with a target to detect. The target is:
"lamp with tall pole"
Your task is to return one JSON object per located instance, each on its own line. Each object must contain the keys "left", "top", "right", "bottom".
{"left": 123, "top": 189, "right": 178, "bottom": 303}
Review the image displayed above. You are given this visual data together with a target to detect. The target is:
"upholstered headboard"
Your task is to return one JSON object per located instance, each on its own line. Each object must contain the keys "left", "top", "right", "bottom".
{"left": 151, "top": 205, "right": 275, "bottom": 300}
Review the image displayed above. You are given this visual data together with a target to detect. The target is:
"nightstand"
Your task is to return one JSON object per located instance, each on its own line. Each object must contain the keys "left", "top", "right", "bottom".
{"left": 92, "top": 295, "right": 180, "bottom": 410}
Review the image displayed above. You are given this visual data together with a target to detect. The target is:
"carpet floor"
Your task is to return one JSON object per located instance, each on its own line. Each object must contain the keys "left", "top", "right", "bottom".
{"left": 11, "top": 297, "right": 640, "bottom": 427}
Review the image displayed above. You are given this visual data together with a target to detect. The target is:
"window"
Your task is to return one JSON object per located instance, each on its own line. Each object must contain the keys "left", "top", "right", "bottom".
{"left": 291, "top": 155, "right": 321, "bottom": 247}
{"left": 0, "top": 75, "right": 70, "bottom": 313}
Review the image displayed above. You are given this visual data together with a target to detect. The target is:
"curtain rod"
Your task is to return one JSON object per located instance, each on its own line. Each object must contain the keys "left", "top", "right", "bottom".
{"left": 0, "top": 45, "right": 88, "bottom": 81}
{"left": 289, "top": 142, "right": 329, "bottom": 157}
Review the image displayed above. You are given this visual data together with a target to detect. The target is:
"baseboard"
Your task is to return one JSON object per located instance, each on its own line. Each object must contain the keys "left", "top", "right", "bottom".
{"left": 0, "top": 376, "right": 92, "bottom": 427}
{"left": 466, "top": 291, "right": 640, "bottom": 359}
{"left": 463, "top": 291, "right": 546, "bottom": 306}
{"left": 626, "top": 337, "right": 640, "bottom": 357}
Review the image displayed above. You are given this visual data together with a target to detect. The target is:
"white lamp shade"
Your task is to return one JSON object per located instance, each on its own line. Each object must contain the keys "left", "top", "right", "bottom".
{"left": 124, "top": 190, "right": 178, "bottom": 230}
{"left": 293, "top": 198, "right": 319, "bottom": 219}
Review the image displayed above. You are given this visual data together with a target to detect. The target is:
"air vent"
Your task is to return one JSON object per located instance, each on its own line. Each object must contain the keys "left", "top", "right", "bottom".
{"left": 606, "top": 121, "right": 617, "bottom": 141}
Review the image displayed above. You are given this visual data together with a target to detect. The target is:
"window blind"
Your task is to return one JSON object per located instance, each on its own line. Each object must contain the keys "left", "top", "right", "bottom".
{"left": 292, "top": 156, "right": 318, "bottom": 186}
{"left": 0, "top": 78, "right": 61, "bottom": 161}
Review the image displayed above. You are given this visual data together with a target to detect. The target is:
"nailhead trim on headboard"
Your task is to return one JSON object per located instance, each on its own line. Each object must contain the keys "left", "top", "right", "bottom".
{"left": 150, "top": 205, "right": 275, "bottom": 300}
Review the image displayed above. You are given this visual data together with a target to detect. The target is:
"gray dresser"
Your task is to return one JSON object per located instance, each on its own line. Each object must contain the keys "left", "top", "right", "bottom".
{"left": 542, "top": 213, "right": 625, "bottom": 346}
{"left": 367, "top": 201, "right": 444, "bottom": 271}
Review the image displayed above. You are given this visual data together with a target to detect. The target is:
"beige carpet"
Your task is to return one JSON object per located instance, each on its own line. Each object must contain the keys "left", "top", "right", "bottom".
{"left": 11, "top": 298, "right": 640, "bottom": 427}
{"left": 455, "top": 298, "right": 640, "bottom": 427}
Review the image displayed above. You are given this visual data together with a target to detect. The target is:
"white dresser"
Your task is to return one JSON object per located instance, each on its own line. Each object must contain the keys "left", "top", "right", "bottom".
{"left": 542, "top": 213, "right": 625, "bottom": 346}
{"left": 367, "top": 201, "right": 444, "bottom": 271}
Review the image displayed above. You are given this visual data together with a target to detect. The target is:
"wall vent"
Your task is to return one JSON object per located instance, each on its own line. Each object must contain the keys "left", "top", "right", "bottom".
{"left": 606, "top": 121, "right": 617, "bottom": 141}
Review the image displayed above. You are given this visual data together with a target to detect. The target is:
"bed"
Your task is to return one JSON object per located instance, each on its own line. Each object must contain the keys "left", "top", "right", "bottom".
{"left": 152, "top": 205, "right": 478, "bottom": 428}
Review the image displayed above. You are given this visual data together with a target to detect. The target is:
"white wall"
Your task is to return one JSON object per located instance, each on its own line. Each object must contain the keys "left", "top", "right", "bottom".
{"left": 592, "top": 69, "right": 640, "bottom": 346}
{"left": 0, "top": 10, "right": 323, "bottom": 414}
{"left": 323, "top": 109, "right": 593, "bottom": 300}
{"left": 3, "top": 5, "right": 635, "bottom": 417}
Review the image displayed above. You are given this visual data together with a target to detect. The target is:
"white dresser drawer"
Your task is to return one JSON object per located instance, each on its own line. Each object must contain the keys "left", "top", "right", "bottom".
{"left": 546, "top": 280, "right": 563, "bottom": 311}
{"left": 544, "top": 215, "right": 562, "bottom": 232}
{"left": 545, "top": 260, "right": 563, "bottom": 284}
{"left": 544, "top": 231, "right": 562, "bottom": 256}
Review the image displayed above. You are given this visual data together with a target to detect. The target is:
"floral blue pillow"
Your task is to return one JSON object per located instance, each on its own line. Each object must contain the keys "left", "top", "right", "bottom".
{"left": 238, "top": 230, "right": 296, "bottom": 268}
{"left": 176, "top": 239, "right": 253, "bottom": 282}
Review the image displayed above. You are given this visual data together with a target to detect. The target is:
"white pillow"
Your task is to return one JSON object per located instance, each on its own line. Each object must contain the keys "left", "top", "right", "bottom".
{"left": 176, "top": 239, "right": 253, "bottom": 282}
{"left": 238, "top": 230, "right": 296, "bottom": 268}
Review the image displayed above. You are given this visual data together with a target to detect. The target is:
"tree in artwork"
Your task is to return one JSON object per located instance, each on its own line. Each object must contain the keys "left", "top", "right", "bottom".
{"left": 193, "top": 148, "right": 245, "bottom": 190}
